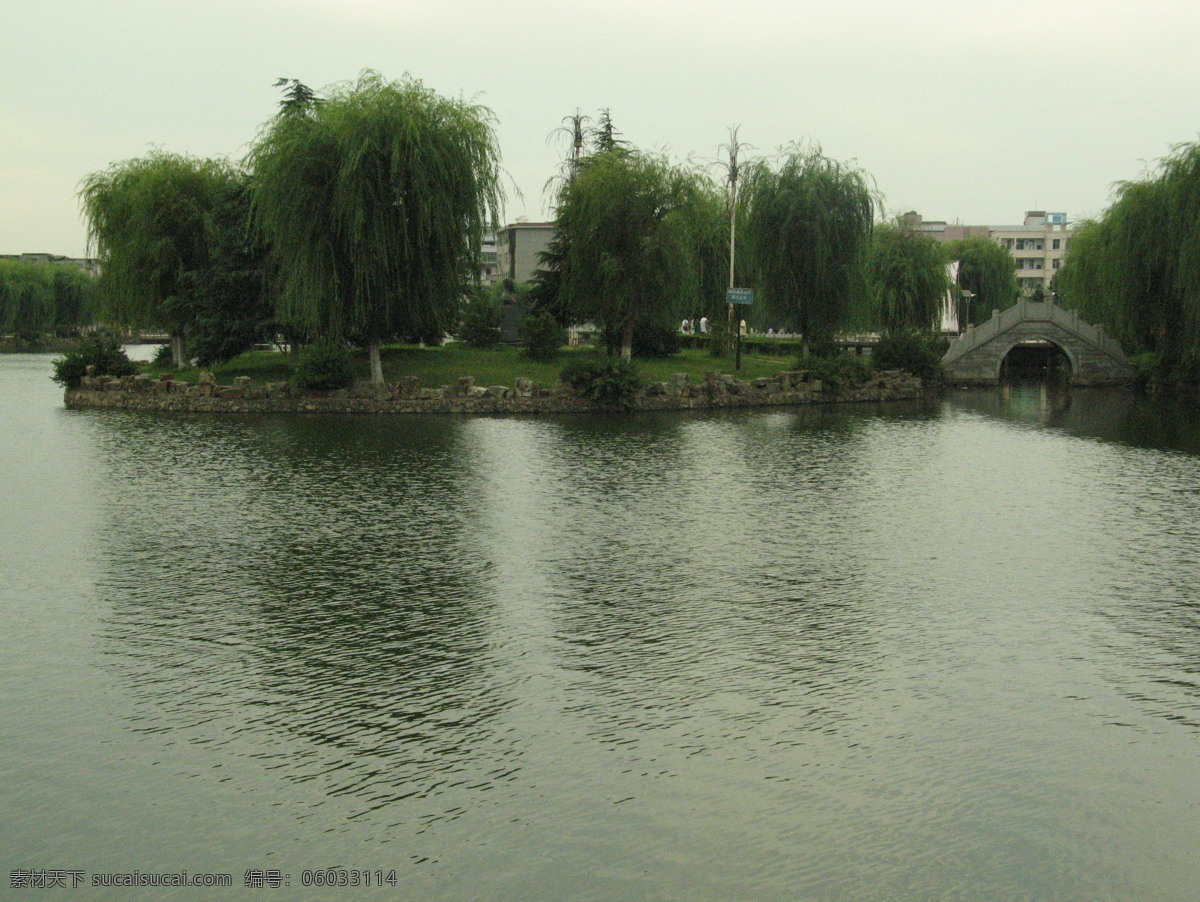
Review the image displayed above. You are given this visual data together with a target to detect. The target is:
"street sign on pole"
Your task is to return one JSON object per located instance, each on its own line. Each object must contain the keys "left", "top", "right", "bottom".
{"left": 726, "top": 287, "right": 753, "bottom": 306}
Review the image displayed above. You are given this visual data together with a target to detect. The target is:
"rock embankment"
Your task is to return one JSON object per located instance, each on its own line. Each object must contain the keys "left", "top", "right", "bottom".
{"left": 65, "top": 368, "right": 924, "bottom": 414}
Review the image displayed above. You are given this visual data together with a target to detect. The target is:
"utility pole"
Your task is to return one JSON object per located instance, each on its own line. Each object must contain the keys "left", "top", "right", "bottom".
{"left": 720, "top": 126, "right": 750, "bottom": 368}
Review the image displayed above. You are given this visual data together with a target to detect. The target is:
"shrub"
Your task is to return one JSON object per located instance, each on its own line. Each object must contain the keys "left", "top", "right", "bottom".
{"left": 458, "top": 292, "right": 502, "bottom": 348}
{"left": 632, "top": 321, "right": 681, "bottom": 358}
{"left": 520, "top": 311, "right": 565, "bottom": 362}
{"left": 707, "top": 320, "right": 729, "bottom": 357}
{"left": 51, "top": 333, "right": 139, "bottom": 388}
{"left": 598, "top": 320, "right": 681, "bottom": 358}
{"left": 559, "top": 356, "right": 644, "bottom": 407}
{"left": 151, "top": 342, "right": 174, "bottom": 366}
{"left": 799, "top": 352, "right": 874, "bottom": 390}
{"left": 291, "top": 341, "right": 354, "bottom": 392}
{"left": 873, "top": 330, "right": 947, "bottom": 382}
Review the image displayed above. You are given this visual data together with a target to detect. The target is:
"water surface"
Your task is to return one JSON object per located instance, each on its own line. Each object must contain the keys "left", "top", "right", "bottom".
{"left": 2, "top": 355, "right": 1197, "bottom": 899}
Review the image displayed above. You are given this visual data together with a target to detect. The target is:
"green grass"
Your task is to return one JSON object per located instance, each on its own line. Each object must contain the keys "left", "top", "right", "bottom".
{"left": 144, "top": 343, "right": 798, "bottom": 387}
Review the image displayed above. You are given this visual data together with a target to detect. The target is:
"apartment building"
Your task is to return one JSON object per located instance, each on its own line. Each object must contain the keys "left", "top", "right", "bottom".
{"left": 989, "top": 212, "right": 1072, "bottom": 295}
{"left": 480, "top": 231, "right": 499, "bottom": 285}
{"left": 495, "top": 221, "right": 555, "bottom": 284}
{"left": 908, "top": 211, "right": 1074, "bottom": 295}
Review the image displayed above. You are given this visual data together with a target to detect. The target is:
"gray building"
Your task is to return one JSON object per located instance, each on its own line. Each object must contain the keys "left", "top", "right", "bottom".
{"left": 495, "top": 221, "right": 555, "bottom": 284}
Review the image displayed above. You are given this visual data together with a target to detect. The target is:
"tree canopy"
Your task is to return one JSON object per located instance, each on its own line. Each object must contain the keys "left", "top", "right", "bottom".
{"left": 248, "top": 70, "right": 503, "bottom": 381}
{"left": 741, "top": 145, "right": 876, "bottom": 351}
{"left": 555, "top": 150, "right": 707, "bottom": 358}
{"left": 0, "top": 260, "right": 55, "bottom": 338}
{"left": 942, "top": 236, "right": 1017, "bottom": 325}
{"left": 175, "top": 173, "right": 271, "bottom": 366}
{"left": 79, "top": 151, "right": 236, "bottom": 365}
{"left": 0, "top": 261, "right": 97, "bottom": 339}
{"left": 1056, "top": 140, "right": 1200, "bottom": 378}
{"left": 856, "top": 223, "right": 948, "bottom": 332}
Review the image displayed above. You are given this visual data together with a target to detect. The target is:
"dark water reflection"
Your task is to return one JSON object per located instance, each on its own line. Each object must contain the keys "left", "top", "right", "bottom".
{"left": 3, "top": 357, "right": 1199, "bottom": 899}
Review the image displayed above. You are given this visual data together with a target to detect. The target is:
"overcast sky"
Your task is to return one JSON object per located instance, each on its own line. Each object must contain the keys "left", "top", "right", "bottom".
{"left": 4, "top": 0, "right": 1198, "bottom": 258}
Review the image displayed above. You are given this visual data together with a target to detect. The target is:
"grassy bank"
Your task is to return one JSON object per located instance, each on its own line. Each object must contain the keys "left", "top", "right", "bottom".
{"left": 143, "top": 343, "right": 799, "bottom": 387}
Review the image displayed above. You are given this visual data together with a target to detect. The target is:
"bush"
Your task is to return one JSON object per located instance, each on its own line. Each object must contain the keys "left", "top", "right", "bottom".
{"left": 632, "top": 321, "right": 681, "bottom": 358}
{"left": 151, "top": 342, "right": 174, "bottom": 366}
{"left": 598, "top": 320, "right": 681, "bottom": 358}
{"left": 873, "top": 330, "right": 947, "bottom": 382}
{"left": 559, "top": 356, "right": 644, "bottom": 407}
{"left": 51, "top": 333, "right": 139, "bottom": 388}
{"left": 521, "top": 311, "right": 565, "bottom": 362}
{"left": 707, "top": 320, "right": 729, "bottom": 357}
{"left": 458, "top": 292, "right": 502, "bottom": 348}
{"left": 798, "top": 352, "right": 874, "bottom": 390}
{"left": 291, "top": 341, "right": 354, "bottom": 391}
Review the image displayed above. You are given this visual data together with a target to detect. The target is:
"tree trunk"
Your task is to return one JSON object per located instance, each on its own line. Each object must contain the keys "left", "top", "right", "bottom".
{"left": 620, "top": 321, "right": 633, "bottom": 360}
{"left": 170, "top": 333, "right": 187, "bottom": 369}
{"left": 368, "top": 339, "right": 384, "bottom": 384}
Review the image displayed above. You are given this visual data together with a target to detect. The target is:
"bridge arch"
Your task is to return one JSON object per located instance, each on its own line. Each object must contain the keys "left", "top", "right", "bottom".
{"left": 996, "top": 336, "right": 1076, "bottom": 380}
{"left": 942, "top": 299, "right": 1134, "bottom": 385}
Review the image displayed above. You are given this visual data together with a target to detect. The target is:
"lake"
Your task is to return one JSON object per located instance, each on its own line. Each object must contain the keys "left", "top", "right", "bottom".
{"left": 2, "top": 352, "right": 1197, "bottom": 899}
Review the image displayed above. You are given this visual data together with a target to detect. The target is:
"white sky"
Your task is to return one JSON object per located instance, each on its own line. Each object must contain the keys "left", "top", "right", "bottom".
{"left": 4, "top": 0, "right": 1198, "bottom": 258}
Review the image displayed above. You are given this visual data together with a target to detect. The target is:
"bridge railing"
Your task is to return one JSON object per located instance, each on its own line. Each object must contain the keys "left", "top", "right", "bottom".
{"left": 942, "top": 300, "right": 1127, "bottom": 366}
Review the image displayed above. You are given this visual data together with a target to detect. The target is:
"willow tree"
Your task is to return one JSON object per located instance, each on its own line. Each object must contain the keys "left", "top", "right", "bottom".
{"left": 942, "top": 236, "right": 1018, "bottom": 325}
{"left": 555, "top": 150, "right": 704, "bottom": 359}
{"left": 0, "top": 260, "right": 55, "bottom": 338}
{"left": 741, "top": 145, "right": 875, "bottom": 354}
{"left": 248, "top": 70, "right": 503, "bottom": 383}
{"left": 1057, "top": 141, "right": 1200, "bottom": 377}
{"left": 857, "top": 222, "right": 949, "bottom": 331}
{"left": 79, "top": 152, "right": 233, "bottom": 367}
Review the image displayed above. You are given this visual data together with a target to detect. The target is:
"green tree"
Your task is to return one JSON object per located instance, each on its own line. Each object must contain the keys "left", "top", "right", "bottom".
{"left": 79, "top": 151, "right": 235, "bottom": 367}
{"left": 175, "top": 174, "right": 271, "bottom": 366}
{"left": 1055, "top": 142, "right": 1200, "bottom": 378}
{"left": 741, "top": 144, "right": 876, "bottom": 354}
{"left": 942, "top": 236, "right": 1018, "bottom": 326}
{"left": 688, "top": 179, "right": 734, "bottom": 324}
{"left": 857, "top": 222, "right": 949, "bottom": 331}
{"left": 555, "top": 150, "right": 705, "bottom": 359}
{"left": 0, "top": 260, "right": 55, "bottom": 338}
{"left": 248, "top": 70, "right": 503, "bottom": 383}
{"left": 50, "top": 266, "right": 97, "bottom": 334}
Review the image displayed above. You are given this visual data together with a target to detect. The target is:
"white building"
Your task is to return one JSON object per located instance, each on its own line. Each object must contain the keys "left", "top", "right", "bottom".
{"left": 988, "top": 211, "right": 1072, "bottom": 295}
{"left": 480, "top": 231, "right": 499, "bottom": 285}
{"left": 908, "top": 210, "right": 1074, "bottom": 296}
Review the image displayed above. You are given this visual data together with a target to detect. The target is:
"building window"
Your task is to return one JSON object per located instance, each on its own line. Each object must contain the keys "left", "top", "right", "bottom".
{"left": 1052, "top": 239, "right": 1060, "bottom": 250}
{"left": 1052, "top": 258, "right": 1060, "bottom": 269}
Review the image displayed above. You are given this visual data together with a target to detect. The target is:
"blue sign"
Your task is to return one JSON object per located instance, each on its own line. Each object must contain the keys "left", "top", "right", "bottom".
{"left": 726, "top": 288, "right": 753, "bottom": 305}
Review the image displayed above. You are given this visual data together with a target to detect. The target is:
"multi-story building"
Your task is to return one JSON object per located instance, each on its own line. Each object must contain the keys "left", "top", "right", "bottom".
{"left": 495, "top": 221, "right": 555, "bottom": 285}
{"left": 480, "top": 231, "right": 499, "bottom": 286}
{"left": 989, "top": 212, "right": 1072, "bottom": 295}
{"left": 907, "top": 211, "right": 1074, "bottom": 296}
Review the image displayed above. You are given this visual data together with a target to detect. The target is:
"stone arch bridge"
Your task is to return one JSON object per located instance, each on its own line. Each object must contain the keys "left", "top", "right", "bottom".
{"left": 941, "top": 299, "right": 1135, "bottom": 385}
